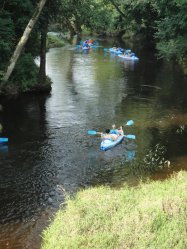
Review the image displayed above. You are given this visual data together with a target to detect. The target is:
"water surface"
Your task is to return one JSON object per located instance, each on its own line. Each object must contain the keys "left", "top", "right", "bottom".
{"left": 0, "top": 41, "right": 187, "bottom": 248}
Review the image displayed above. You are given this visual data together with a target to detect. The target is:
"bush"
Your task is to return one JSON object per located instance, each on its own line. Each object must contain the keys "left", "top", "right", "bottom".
{"left": 10, "top": 53, "right": 38, "bottom": 91}
{"left": 47, "top": 34, "right": 65, "bottom": 49}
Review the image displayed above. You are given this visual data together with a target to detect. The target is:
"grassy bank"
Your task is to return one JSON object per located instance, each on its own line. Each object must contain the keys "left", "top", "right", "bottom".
{"left": 41, "top": 171, "right": 187, "bottom": 249}
{"left": 47, "top": 34, "right": 66, "bottom": 49}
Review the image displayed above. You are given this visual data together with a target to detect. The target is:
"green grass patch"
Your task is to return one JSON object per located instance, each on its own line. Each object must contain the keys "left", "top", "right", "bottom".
{"left": 41, "top": 171, "right": 187, "bottom": 249}
{"left": 47, "top": 34, "right": 66, "bottom": 49}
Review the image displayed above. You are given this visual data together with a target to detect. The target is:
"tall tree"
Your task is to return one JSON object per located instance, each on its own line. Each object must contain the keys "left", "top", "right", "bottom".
{"left": 155, "top": 0, "right": 187, "bottom": 60}
{"left": 2, "top": 0, "right": 47, "bottom": 84}
{"left": 38, "top": 0, "right": 62, "bottom": 85}
{"left": 38, "top": 13, "right": 48, "bottom": 85}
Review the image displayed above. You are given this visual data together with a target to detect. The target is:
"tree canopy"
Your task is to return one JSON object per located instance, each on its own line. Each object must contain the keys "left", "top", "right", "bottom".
{"left": 0, "top": 0, "right": 186, "bottom": 94}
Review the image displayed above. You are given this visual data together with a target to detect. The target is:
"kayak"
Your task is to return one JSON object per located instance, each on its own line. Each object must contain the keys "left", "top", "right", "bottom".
{"left": 82, "top": 46, "right": 90, "bottom": 50}
{"left": 76, "top": 44, "right": 101, "bottom": 50}
{"left": 0, "top": 137, "right": 8, "bottom": 143}
{"left": 89, "top": 44, "right": 101, "bottom": 48}
{"left": 109, "top": 48, "right": 123, "bottom": 54}
{"left": 118, "top": 54, "right": 139, "bottom": 61}
{"left": 76, "top": 45, "right": 90, "bottom": 50}
{"left": 100, "top": 135, "right": 124, "bottom": 151}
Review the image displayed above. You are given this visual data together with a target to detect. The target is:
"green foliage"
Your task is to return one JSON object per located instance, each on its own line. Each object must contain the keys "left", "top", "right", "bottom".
{"left": 4, "top": 0, "right": 35, "bottom": 38}
{"left": 109, "top": 0, "right": 158, "bottom": 41}
{"left": 47, "top": 34, "right": 65, "bottom": 48}
{"left": 104, "top": 0, "right": 187, "bottom": 60}
{"left": 52, "top": 0, "right": 117, "bottom": 36}
{"left": 155, "top": 0, "right": 187, "bottom": 60}
{"left": 10, "top": 53, "right": 38, "bottom": 91}
{"left": 156, "top": 36, "right": 187, "bottom": 60}
{"left": 87, "top": 2, "right": 116, "bottom": 33}
{"left": 0, "top": 0, "right": 40, "bottom": 84}
{"left": 0, "top": 11, "right": 15, "bottom": 70}
{"left": 1, "top": 0, "right": 186, "bottom": 91}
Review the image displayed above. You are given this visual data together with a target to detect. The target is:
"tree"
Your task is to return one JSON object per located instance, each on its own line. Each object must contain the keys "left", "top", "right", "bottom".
{"left": 0, "top": 11, "right": 15, "bottom": 70}
{"left": 38, "top": 14, "right": 48, "bottom": 85}
{"left": 155, "top": 0, "right": 187, "bottom": 60}
{"left": 2, "top": 0, "right": 47, "bottom": 84}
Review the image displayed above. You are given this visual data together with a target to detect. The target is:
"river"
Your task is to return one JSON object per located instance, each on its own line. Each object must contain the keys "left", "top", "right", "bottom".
{"left": 0, "top": 39, "right": 187, "bottom": 248}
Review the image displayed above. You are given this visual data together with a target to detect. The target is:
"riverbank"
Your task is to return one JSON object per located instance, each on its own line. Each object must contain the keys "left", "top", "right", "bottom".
{"left": 0, "top": 33, "right": 66, "bottom": 98}
{"left": 47, "top": 33, "right": 66, "bottom": 49}
{"left": 41, "top": 171, "right": 187, "bottom": 249}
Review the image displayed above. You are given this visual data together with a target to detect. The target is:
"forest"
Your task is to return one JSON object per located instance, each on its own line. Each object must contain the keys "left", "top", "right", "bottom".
{"left": 0, "top": 0, "right": 187, "bottom": 95}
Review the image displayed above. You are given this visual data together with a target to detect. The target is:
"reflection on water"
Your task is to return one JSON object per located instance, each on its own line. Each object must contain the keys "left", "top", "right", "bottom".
{"left": 0, "top": 145, "right": 8, "bottom": 154}
{"left": 0, "top": 41, "right": 187, "bottom": 248}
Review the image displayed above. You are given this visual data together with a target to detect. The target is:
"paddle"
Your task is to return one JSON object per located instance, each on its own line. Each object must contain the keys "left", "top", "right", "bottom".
{"left": 87, "top": 130, "right": 102, "bottom": 135}
{"left": 87, "top": 130, "right": 135, "bottom": 139}
{"left": 125, "top": 120, "right": 134, "bottom": 126}
{"left": 124, "top": 134, "right": 136, "bottom": 139}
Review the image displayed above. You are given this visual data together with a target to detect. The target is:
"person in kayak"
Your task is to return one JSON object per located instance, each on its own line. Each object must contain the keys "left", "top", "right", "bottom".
{"left": 88, "top": 39, "right": 93, "bottom": 45}
{"left": 101, "top": 126, "right": 124, "bottom": 141}
{"left": 101, "top": 129, "right": 118, "bottom": 141}
{"left": 110, "top": 124, "right": 124, "bottom": 135}
{"left": 83, "top": 40, "right": 89, "bottom": 48}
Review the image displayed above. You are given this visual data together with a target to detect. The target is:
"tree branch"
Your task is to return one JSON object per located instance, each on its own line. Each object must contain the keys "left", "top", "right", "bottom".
{"left": 108, "top": 0, "right": 126, "bottom": 19}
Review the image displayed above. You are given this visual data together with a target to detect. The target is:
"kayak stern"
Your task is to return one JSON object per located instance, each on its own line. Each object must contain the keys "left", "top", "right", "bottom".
{"left": 100, "top": 135, "right": 124, "bottom": 151}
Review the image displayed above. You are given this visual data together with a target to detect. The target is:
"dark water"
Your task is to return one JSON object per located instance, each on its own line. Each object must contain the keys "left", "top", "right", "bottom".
{"left": 0, "top": 40, "right": 187, "bottom": 248}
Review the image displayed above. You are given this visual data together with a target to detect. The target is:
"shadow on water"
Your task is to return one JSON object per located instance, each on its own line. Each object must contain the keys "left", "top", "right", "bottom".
{"left": 0, "top": 38, "right": 187, "bottom": 248}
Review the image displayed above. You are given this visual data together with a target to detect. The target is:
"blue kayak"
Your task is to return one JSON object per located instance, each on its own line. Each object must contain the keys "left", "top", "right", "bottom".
{"left": 82, "top": 46, "right": 90, "bottom": 50}
{"left": 109, "top": 48, "right": 123, "bottom": 54}
{"left": 118, "top": 54, "right": 139, "bottom": 61}
{"left": 0, "top": 137, "right": 8, "bottom": 143}
{"left": 100, "top": 135, "right": 124, "bottom": 151}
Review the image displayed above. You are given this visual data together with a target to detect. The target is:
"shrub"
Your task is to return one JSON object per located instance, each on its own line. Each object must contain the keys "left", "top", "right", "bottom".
{"left": 10, "top": 53, "right": 38, "bottom": 91}
{"left": 47, "top": 34, "right": 65, "bottom": 49}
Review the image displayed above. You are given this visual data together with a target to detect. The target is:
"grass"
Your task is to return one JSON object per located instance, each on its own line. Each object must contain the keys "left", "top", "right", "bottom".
{"left": 41, "top": 171, "right": 187, "bottom": 249}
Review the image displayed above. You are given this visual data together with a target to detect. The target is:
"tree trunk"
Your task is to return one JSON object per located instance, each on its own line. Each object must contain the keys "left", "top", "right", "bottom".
{"left": 65, "top": 19, "right": 76, "bottom": 39}
{"left": 38, "top": 15, "right": 48, "bottom": 85}
{"left": 2, "top": 0, "right": 47, "bottom": 83}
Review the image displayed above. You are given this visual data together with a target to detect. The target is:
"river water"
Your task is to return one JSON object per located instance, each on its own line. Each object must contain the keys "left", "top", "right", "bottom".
{"left": 0, "top": 40, "right": 187, "bottom": 248}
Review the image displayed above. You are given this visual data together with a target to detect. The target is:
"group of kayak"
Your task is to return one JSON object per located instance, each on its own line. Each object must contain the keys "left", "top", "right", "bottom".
{"left": 108, "top": 47, "right": 139, "bottom": 61}
{"left": 76, "top": 40, "right": 139, "bottom": 61}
